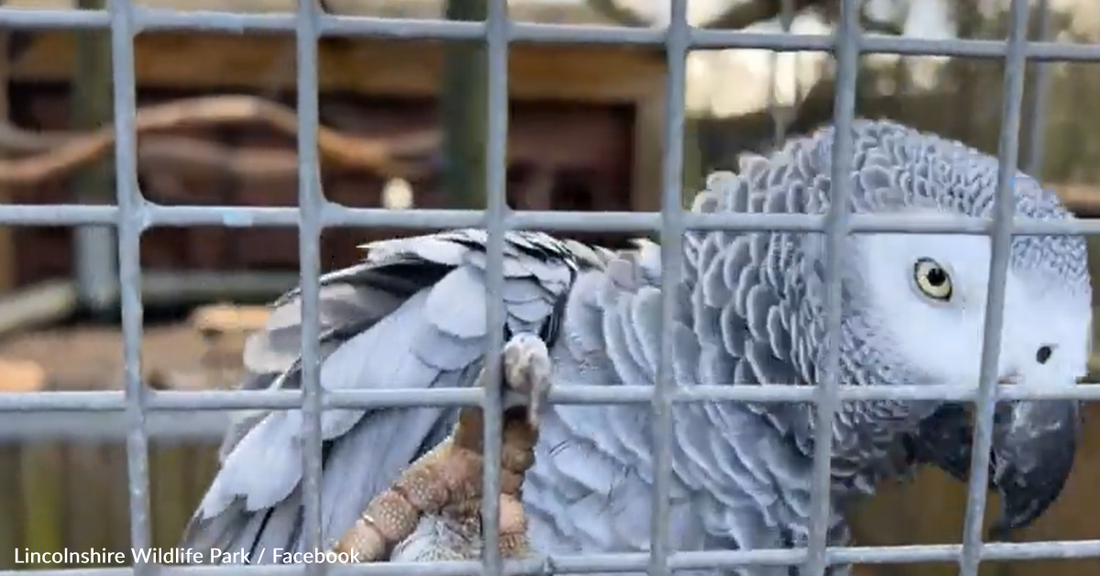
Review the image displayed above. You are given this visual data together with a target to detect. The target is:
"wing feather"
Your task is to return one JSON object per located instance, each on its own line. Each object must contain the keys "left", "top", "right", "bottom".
{"left": 181, "top": 229, "right": 608, "bottom": 563}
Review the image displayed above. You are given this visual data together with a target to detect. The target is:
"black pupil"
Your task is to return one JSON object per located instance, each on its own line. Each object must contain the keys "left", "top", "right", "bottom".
{"left": 926, "top": 267, "right": 946, "bottom": 286}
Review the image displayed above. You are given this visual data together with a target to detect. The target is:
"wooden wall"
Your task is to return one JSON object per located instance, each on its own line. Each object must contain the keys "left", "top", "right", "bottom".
{"left": 0, "top": 440, "right": 218, "bottom": 568}
{"left": 5, "top": 83, "right": 637, "bottom": 287}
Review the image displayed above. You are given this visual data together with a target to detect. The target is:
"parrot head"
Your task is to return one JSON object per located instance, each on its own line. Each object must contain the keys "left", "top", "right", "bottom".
{"left": 698, "top": 120, "right": 1090, "bottom": 538}
{"left": 857, "top": 226, "right": 1088, "bottom": 537}
{"left": 820, "top": 123, "right": 1091, "bottom": 537}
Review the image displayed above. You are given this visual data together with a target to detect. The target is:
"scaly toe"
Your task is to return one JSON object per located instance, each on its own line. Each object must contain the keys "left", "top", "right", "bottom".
{"left": 502, "top": 333, "right": 552, "bottom": 425}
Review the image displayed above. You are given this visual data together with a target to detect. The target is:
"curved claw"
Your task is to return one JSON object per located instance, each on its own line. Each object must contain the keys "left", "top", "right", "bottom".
{"left": 332, "top": 332, "right": 551, "bottom": 562}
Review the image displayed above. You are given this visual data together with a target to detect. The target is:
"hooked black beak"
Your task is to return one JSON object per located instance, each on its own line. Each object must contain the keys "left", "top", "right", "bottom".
{"left": 904, "top": 398, "right": 1080, "bottom": 539}
{"left": 988, "top": 399, "right": 1080, "bottom": 537}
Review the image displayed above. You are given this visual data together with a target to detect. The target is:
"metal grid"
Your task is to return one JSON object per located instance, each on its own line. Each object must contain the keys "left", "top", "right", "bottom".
{"left": 1, "top": 0, "right": 1100, "bottom": 576}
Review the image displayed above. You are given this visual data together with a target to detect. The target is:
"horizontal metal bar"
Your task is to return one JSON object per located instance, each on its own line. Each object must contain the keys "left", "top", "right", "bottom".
{"left": 141, "top": 203, "right": 301, "bottom": 228}
{"left": 321, "top": 15, "right": 486, "bottom": 41}
{"left": 0, "top": 205, "right": 118, "bottom": 226}
{"left": 2, "top": 8, "right": 1100, "bottom": 63}
{"left": 135, "top": 7, "right": 303, "bottom": 34}
{"left": 0, "top": 7, "right": 111, "bottom": 29}
{"left": 10, "top": 203, "right": 1100, "bottom": 236}
{"left": 0, "top": 539, "right": 1096, "bottom": 576}
{"left": 0, "top": 384, "right": 1097, "bottom": 414}
{"left": 0, "top": 411, "right": 228, "bottom": 442}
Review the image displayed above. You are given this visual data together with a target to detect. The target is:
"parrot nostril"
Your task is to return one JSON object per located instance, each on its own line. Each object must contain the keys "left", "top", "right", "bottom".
{"left": 1036, "top": 345, "right": 1054, "bottom": 365}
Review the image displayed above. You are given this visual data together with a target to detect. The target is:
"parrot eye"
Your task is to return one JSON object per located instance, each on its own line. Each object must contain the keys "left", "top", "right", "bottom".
{"left": 913, "top": 257, "right": 953, "bottom": 301}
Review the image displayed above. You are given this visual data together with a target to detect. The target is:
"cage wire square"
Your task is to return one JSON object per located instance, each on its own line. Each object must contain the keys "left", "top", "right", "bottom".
{"left": 0, "top": 0, "right": 1099, "bottom": 576}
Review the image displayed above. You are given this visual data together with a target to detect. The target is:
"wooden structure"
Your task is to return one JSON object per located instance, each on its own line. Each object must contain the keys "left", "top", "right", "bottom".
{"left": 0, "top": 302, "right": 1099, "bottom": 575}
{"left": 0, "top": 2, "right": 1099, "bottom": 575}
{"left": 0, "top": 324, "right": 224, "bottom": 569}
{"left": 0, "top": 0, "right": 668, "bottom": 288}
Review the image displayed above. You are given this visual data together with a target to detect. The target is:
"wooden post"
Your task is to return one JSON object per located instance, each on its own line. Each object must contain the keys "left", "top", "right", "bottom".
{"left": 0, "top": 359, "right": 46, "bottom": 568}
{"left": 440, "top": 0, "right": 489, "bottom": 208}
{"left": 70, "top": 0, "right": 118, "bottom": 311}
{"left": 0, "top": 360, "right": 62, "bottom": 568}
{"left": 0, "top": 32, "right": 15, "bottom": 293}
{"left": 681, "top": 116, "right": 703, "bottom": 207}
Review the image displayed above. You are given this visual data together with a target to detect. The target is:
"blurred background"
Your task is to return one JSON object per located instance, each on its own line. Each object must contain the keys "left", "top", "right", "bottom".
{"left": 0, "top": 1, "right": 1097, "bottom": 576}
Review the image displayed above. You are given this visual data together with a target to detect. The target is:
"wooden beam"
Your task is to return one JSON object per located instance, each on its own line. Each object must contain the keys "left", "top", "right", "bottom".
{"left": 0, "top": 358, "right": 47, "bottom": 393}
{"left": 189, "top": 304, "right": 271, "bottom": 336}
{"left": 11, "top": 33, "right": 662, "bottom": 102}
{"left": 1053, "top": 183, "right": 1100, "bottom": 218}
{"left": 10, "top": 31, "right": 666, "bottom": 211}
{"left": 0, "top": 0, "right": 614, "bottom": 25}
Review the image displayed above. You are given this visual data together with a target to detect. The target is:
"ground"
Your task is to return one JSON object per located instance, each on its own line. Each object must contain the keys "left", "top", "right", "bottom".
{"left": 0, "top": 318, "right": 247, "bottom": 393}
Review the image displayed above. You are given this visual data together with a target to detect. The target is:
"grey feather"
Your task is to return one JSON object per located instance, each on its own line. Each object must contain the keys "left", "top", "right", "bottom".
{"left": 183, "top": 120, "right": 1089, "bottom": 576}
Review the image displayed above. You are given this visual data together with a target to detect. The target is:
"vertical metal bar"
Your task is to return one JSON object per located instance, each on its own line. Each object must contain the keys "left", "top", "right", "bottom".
{"left": 805, "top": 0, "right": 861, "bottom": 574}
{"left": 108, "top": 0, "right": 151, "bottom": 569}
{"left": 770, "top": 0, "right": 797, "bottom": 145}
{"left": 652, "top": 1, "right": 687, "bottom": 576}
{"left": 959, "top": 1, "right": 1031, "bottom": 576}
{"left": 295, "top": 0, "right": 325, "bottom": 566}
{"left": 1024, "top": 0, "right": 1052, "bottom": 176}
{"left": 481, "top": 0, "right": 510, "bottom": 574}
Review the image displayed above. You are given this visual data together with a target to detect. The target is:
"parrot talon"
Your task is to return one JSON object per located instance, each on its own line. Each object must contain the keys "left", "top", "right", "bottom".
{"left": 331, "top": 332, "right": 548, "bottom": 563}
{"left": 502, "top": 332, "right": 553, "bottom": 427}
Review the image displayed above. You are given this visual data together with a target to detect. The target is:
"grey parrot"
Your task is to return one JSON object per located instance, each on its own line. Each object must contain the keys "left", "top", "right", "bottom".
{"left": 181, "top": 119, "right": 1091, "bottom": 575}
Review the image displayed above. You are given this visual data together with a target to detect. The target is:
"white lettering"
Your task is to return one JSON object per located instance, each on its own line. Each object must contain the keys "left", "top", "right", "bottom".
{"left": 269, "top": 548, "right": 362, "bottom": 564}
{"left": 13, "top": 548, "right": 128, "bottom": 565}
{"left": 210, "top": 547, "right": 252, "bottom": 564}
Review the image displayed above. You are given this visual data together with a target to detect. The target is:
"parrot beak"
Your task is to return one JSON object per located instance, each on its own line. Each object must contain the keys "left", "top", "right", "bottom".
{"left": 988, "top": 398, "right": 1080, "bottom": 538}
{"left": 906, "top": 397, "right": 1080, "bottom": 539}
{"left": 905, "top": 402, "right": 975, "bottom": 484}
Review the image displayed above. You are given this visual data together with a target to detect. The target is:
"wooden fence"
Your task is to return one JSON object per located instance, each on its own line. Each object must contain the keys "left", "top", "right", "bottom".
{"left": 0, "top": 440, "right": 219, "bottom": 569}
{"left": 0, "top": 304, "right": 258, "bottom": 570}
{"left": 1, "top": 413, "right": 1098, "bottom": 575}
{"left": 0, "top": 306, "right": 1096, "bottom": 575}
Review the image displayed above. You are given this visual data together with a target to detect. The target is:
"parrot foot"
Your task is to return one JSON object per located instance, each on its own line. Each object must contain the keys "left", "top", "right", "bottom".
{"left": 331, "top": 332, "right": 551, "bottom": 563}
{"left": 501, "top": 332, "right": 553, "bottom": 427}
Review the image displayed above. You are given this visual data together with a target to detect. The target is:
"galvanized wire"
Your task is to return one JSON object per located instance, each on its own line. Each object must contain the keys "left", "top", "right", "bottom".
{"left": 651, "top": 1, "right": 688, "bottom": 576}
{"left": 805, "top": 0, "right": 861, "bottom": 574}
{"left": 0, "top": 0, "right": 1096, "bottom": 575}
{"left": 481, "top": 0, "right": 511, "bottom": 573}
{"left": 293, "top": 0, "right": 326, "bottom": 565}
{"left": 108, "top": 2, "right": 152, "bottom": 574}
{"left": 959, "top": 2, "right": 1032, "bottom": 576}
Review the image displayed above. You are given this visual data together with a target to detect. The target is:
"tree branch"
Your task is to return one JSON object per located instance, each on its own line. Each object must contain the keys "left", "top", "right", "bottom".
{"left": 586, "top": 0, "right": 651, "bottom": 27}
{"left": 0, "top": 94, "right": 440, "bottom": 186}
{"left": 587, "top": 0, "right": 825, "bottom": 29}
{"left": 706, "top": 0, "right": 820, "bottom": 30}
{"left": 587, "top": 0, "right": 905, "bottom": 35}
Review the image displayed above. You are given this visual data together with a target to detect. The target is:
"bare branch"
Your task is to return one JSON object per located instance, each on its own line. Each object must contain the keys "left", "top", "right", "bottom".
{"left": 586, "top": 0, "right": 905, "bottom": 35}
{"left": 0, "top": 94, "right": 441, "bottom": 186}
{"left": 587, "top": 0, "right": 826, "bottom": 30}
{"left": 705, "top": 0, "right": 821, "bottom": 30}
{"left": 586, "top": 0, "right": 651, "bottom": 27}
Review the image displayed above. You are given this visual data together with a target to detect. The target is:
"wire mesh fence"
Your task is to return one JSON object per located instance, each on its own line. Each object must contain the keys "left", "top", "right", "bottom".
{"left": 0, "top": 0, "right": 1099, "bottom": 576}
